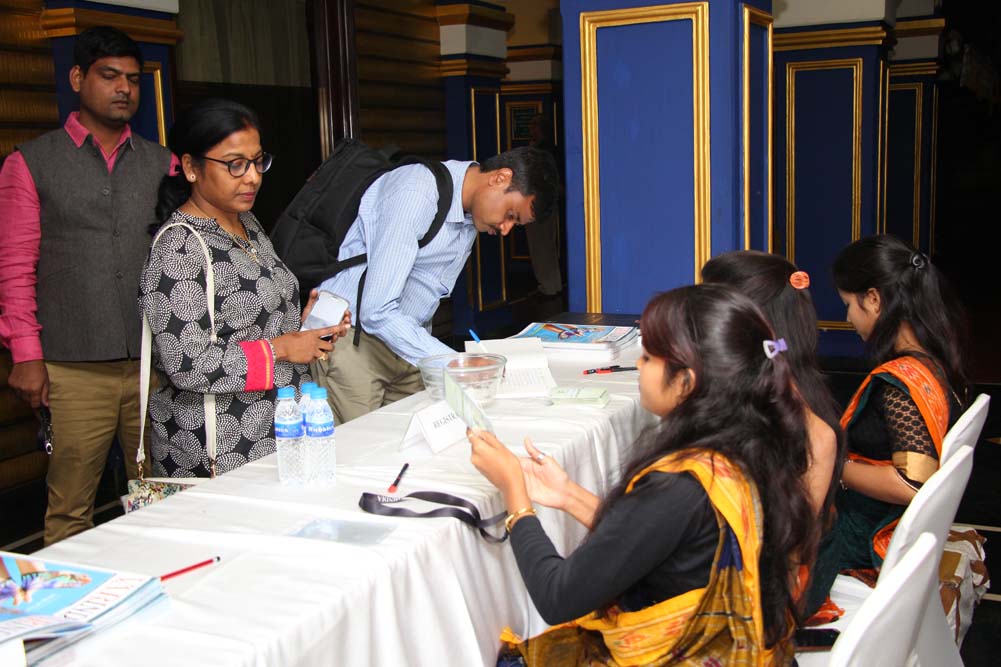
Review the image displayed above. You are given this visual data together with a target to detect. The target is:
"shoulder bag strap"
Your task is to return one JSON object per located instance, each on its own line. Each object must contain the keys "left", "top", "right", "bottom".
{"left": 140, "top": 221, "right": 219, "bottom": 479}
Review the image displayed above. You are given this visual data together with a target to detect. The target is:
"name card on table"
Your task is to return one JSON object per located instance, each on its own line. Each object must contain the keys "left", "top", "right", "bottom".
{"left": 400, "top": 400, "right": 467, "bottom": 453}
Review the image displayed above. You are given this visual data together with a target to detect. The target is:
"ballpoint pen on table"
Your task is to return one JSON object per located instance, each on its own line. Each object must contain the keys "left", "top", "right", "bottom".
{"left": 160, "top": 556, "right": 221, "bottom": 581}
{"left": 388, "top": 463, "right": 410, "bottom": 493}
{"left": 582, "top": 365, "right": 638, "bottom": 375}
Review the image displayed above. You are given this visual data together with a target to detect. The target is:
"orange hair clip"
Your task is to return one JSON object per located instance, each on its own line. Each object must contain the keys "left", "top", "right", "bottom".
{"left": 789, "top": 271, "right": 810, "bottom": 290}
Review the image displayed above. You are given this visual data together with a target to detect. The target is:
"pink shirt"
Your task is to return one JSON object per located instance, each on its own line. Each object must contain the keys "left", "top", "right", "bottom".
{"left": 0, "top": 113, "right": 179, "bottom": 363}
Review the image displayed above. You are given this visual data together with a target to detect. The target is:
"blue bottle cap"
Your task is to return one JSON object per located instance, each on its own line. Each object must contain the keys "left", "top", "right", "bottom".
{"left": 277, "top": 386, "right": 295, "bottom": 399}
{"left": 311, "top": 387, "right": 328, "bottom": 400}
{"left": 301, "top": 382, "right": 317, "bottom": 394}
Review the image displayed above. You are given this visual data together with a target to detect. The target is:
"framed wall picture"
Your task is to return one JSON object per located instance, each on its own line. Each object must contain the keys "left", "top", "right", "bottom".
{"left": 506, "top": 100, "right": 543, "bottom": 149}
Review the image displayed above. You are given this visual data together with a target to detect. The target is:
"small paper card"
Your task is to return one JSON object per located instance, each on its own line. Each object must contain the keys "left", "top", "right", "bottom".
{"left": 400, "top": 400, "right": 467, "bottom": 453}
{"left": 444, "top": 371, "right": 494, "bottom": 432}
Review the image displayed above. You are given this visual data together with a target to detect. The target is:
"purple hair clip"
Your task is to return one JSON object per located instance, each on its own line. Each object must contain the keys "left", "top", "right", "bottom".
{"left": 763, "top": 338, "right": 788, "bottom": 360}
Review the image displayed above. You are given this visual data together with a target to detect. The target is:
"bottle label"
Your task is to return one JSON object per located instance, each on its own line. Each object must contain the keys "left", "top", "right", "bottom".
{"left": 307, "top": 421, "right": 334, "bottom": 438}
{"left": 275, "top": 421, "right": 304, "bottom": 438}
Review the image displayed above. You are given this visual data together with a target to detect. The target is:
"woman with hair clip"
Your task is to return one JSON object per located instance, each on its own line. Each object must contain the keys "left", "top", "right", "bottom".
{"left": 140, "top": 98, "right": 349, "bottom": 477}
{"left": 469, "top": 284, "right": 817, "bottom": 666}
{"left": 701, "top": 251, "right": 844, "bottom": 520}
{"left": 805, "top": 234, "right": 968, "bottom": 614}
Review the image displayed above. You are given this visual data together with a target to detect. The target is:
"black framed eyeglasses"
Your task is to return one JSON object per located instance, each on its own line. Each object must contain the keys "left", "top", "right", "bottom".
{"left": 201, "top": 152, "right": 274, "bottom": 177}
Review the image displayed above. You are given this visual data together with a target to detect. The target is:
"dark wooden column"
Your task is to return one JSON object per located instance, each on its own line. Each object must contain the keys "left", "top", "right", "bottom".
{"left": 307, "top": 0, "right": 360, "bottom": 159}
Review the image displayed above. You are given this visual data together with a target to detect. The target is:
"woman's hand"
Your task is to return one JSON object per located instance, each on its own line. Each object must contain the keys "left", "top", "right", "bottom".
{"left": 271, "top": 328, "right": 340, "bottom": 364}
{"left": 301, "top": 289, "right": 320, "bottom": 322}
{"left": 468, "top": 429, "right": 531, "bottom": 514}
{"left": 519, "top": 438, "right": 571, "bottom": 510}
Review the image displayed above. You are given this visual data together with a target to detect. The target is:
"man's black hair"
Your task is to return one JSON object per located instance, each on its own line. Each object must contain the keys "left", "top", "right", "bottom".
{"left": 480, "top": 146, "right": 559, "bottom": 224}
{"left": 74, "top": 26, "right": 143, "bottom": 73}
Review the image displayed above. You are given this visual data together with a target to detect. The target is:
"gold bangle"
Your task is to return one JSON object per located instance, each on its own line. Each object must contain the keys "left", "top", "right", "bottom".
{"left": 504, "top": 507, "right": 536, "bottom": 533}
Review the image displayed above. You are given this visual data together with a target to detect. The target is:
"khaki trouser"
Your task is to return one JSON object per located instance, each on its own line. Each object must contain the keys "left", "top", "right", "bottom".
{"left": 312, "top": 328, "right": 423, "bottom": 423}
{"left": 44, "top": 360, "right": 150, "bottom": 546}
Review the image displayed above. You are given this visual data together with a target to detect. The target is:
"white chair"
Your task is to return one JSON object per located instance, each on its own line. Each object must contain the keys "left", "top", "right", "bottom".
{"left": 939, "top": 393, "right": 991, "bottom": 464}
{"left": 827, "top": 532, "right": 940, "bottom": 667}
{"left": 877, "top": 446, "right": 975, "bottom": 667}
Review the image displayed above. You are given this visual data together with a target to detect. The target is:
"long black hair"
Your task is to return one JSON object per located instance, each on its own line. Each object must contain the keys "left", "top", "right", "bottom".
{"left": 594, "top": 284, "right": 817, "bottom": 646}
{"left": 154, "top": 98, "right": 262, "bottom": 226}
{"left": 702, "top": 250, "right": 845, "bottom": 522}
{"left": 832, "top": 235, "right": 968, "bottom": 400}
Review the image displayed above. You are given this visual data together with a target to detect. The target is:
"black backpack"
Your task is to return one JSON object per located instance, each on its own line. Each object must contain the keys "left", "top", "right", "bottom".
{"left": 271, "top": 138, "right": 453, "bottom": 301}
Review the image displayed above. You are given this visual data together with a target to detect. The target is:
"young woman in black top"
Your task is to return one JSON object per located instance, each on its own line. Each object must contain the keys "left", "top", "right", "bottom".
{"left": 468, "top": 285, "right": 817, "bottom": 665}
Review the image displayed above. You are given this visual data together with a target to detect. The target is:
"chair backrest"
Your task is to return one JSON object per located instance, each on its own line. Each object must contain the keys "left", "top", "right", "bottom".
{"left": 878, "top": 446, "right": 974, "bottom": 578}
{"left": 940, "top": 393, "right": 991, "bottom": 464}
{"left": 828, "top": 532, "right": 940, "bottom": 667}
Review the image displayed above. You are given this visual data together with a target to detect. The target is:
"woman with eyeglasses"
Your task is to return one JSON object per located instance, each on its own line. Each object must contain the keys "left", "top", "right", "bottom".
{"left": 140, "top": 98, "right": 349, "bottom": 477}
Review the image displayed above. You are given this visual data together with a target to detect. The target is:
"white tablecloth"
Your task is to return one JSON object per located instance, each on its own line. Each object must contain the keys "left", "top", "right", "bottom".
{"left": 35, "top": 347, "right": 652, "bottom": 666}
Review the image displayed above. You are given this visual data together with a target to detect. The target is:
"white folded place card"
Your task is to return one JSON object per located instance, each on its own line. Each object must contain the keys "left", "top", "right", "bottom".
{"left": 400, "top": 400, "right": 467, "bottom": 453}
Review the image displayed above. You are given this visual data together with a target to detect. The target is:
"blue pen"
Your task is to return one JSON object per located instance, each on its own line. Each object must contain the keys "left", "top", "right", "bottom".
{"left": 468, "top": 329, "right": 482, "bottom": 343}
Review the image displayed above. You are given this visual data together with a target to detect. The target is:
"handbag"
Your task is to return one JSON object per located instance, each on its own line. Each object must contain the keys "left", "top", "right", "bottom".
{"left": 123, "top": 221, "right": 218, "bottom": 513}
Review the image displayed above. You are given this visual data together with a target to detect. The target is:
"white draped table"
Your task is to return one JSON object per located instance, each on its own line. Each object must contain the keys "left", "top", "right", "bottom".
{"left": 34, "top": 347, "right": 652, "bottom": 666}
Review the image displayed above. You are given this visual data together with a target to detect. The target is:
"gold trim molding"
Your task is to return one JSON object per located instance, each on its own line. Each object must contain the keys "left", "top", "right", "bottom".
{"left": 143, "top": 61, "right": 167, "bottom": 147}
{"left": 929, "top": 86, "right": 939, "bottom": 255}
{"left": 877, "top": 59, "right": 888, "bottom": 234}
{"left": 440, "top": 58, "right": 508, "bottom": 79}
{"left": 501, "top": 82, "right": 556, "bottom": 95}
{"left": 742, "top": 5, "right": 773, "bottom": 252}
{"left": 889, "top": 61, "right": 938, "bottom": 77}
{"left": 774, "top": 26, "right": 886, "bottom": 51}
{"left": 580, "top": 2, "right": 711, "bottom": 310}
{"left": 469, "top": 87, "right": 507, "bottom": 311}
{"left": 818, "top": 321, "right": 856, "bottom": 331}
{"left": 785, "top": 59, "right": 863, "bottom": 263}
{"left": 895, "top": 17, "right": 946, "bottom": 38}
{"left": 507, "top": 45, "right": 561, "bottom": 62}
{"left": 40, "top": 7, "right": 182, "bottom": 45}
{"left": 890, "top": 82, "right": 923, "bottom": 247}
{"left": 436, "top": 4, "right": 515, "bottom": 31}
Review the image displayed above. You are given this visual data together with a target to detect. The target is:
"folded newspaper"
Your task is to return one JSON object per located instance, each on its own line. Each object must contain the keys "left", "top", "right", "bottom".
{"left": 0, "top": 551, "right": 165, "bottom": 661}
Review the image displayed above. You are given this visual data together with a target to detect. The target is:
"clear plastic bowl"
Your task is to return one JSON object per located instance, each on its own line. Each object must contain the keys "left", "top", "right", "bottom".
{"left": 417, "top": 353, "right": 506, "bottom": 404}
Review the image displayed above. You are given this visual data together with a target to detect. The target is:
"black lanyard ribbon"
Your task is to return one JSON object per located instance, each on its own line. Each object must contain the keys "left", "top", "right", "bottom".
{"left": 358, "top": 490, "right": 508, "bottom": 543}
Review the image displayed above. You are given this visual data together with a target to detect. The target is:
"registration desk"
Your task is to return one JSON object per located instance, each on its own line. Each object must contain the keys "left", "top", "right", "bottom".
{"left": 35, "top": 348, "right": 652, "bottom": 666}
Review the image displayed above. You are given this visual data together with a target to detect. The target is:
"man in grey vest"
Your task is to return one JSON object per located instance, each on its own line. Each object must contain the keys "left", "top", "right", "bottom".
{"left": 0, "top": 27, "right": 172, "bottom": 544}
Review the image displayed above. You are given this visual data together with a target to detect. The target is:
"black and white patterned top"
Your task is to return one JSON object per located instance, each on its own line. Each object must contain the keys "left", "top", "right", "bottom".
{"left": 139, "top": 210, "right": 310, "bottom": 477}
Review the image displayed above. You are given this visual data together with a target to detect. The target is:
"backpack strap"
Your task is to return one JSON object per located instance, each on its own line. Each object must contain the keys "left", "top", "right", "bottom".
{"left": 351, "top": 159, "right": 454, "bottom": 346}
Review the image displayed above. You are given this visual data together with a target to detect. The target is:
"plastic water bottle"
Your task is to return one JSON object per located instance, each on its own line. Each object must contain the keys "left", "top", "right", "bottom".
{"left": 298, "top": 382, "right": 316, "bottom": 428}
{"left": 305, "top": 387, "right": 336, "bottom": 484}
{"left": 274, "top": 386, "right": 306, "bottom": 485}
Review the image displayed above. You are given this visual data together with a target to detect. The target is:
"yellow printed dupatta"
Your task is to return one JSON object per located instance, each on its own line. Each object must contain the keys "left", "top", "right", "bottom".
{"left": 500, "top": 450, "right": 791, "bottom": 667}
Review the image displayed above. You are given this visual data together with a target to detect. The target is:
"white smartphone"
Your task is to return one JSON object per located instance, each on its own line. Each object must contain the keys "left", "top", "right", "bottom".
{"left": 301, "top": 290, "right": 349, "bottom": 334}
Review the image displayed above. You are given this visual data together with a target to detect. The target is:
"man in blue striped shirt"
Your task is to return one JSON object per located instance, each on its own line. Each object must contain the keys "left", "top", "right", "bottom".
{"left": 314, "top": 147, "right": 558, "bottom": 423}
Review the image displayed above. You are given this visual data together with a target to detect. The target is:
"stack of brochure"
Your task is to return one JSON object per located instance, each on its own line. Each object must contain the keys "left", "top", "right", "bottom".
{"left": 510, "top": 322, "right": 640, "bottom": 360}
{"left": 0, "top": 551, "right": 166, "bottom": 662}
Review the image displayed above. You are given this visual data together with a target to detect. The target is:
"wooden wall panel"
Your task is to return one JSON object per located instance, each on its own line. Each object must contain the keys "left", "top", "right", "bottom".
{"left": 354, "top": 0, "right": 445, "bottom": 158}
{"left": 0, "top": 0, "right": 58, "bottom": 156}
{"left": 0, "top": 0, "right": 51, "bottom": 495}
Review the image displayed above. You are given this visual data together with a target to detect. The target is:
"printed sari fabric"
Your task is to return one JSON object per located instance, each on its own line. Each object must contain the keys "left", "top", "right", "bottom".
{"left": 805, "top": 355, "right": 953, "bottom": 617}
{"left": 499, "top": 450, "right": 791, "bottom": 667}
{"left": 840, "top": 355, "right": 951, "bottom": 562}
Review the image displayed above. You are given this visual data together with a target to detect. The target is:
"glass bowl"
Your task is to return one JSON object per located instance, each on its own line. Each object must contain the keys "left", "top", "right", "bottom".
{"left": 417, "top": 352, "right": 506, "bottom": 404}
